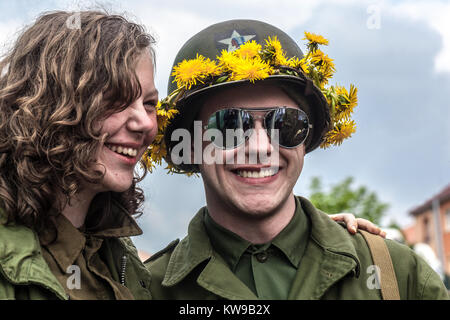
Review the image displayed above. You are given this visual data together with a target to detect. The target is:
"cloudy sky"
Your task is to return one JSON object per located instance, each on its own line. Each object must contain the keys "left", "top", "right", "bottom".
{"left": 1, "top": 0, "right": 449, "bottom": 254}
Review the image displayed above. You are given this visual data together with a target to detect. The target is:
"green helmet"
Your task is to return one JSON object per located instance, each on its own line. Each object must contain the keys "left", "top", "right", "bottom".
{"left": 163, "top": 19, "right": 332, "bottom": 173}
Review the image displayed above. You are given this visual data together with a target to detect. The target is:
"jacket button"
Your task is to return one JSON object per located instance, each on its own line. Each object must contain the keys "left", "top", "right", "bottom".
{"left": 255, "top": 252, "right": 268, "bottom": 263}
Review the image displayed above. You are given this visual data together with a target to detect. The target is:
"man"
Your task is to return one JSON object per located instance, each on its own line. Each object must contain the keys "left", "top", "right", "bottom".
{"left": 144, "top": 19, "right": 448, "bottom": 299}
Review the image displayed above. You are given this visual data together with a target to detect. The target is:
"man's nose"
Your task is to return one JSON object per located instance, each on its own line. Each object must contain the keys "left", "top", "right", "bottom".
{"left": 246, "top": 120, "right": 273, "bottom": 161}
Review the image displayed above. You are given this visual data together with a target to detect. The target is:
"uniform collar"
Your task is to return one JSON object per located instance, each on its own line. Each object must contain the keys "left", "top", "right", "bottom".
{"left": 203, "top": 212, "right": 249, "bottom": 272}
{"left": 39, "top": 214, "right": 86, "bottom": 272}
{"left": 203, "top": 198, "right": 310, "bottom": 272}
{"left": 161, "top": 207, "right": 213, "bottom": 286}
{"left": 287, "top": 196, "right": 361, "bottom": 299}
{"left": 81, "top": 195, "right": 143, "bottom": 238}
{"left": 39, "top": 196, "right": 142, "bottom": 272}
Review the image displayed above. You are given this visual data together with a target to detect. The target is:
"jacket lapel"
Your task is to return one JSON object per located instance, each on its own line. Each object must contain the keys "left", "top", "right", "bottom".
{"left": 161, "top": 208, "right": 257, "bottom": 300}
{"left": 198, "top": 254, "right": 258, "bottom": 300}
{"left": 288, "top": 197, "right": 360, "bottom": 299}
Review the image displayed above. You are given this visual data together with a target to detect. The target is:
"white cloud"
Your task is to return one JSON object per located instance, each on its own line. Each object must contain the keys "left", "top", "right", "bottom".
{"left": 0, "top": 19, "right": 24, "bottom": 57}
{"left": 387, "top": 0, "right": 450, "bottom": 73}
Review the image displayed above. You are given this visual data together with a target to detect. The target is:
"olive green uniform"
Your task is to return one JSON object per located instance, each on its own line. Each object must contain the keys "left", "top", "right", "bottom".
{"left": 146, "top": 196, "right": 449, "bottom": 300}
{"left": 0, "top": 199, "right": 152, "bottom": 300}
{"left": 203, "top": 200, "right": 309, "bottom": 299}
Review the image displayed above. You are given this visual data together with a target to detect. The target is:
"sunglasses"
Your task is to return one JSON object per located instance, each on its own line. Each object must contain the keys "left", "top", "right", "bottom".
{"left": 203, "top": 107, "right": 312, "bottom": 149}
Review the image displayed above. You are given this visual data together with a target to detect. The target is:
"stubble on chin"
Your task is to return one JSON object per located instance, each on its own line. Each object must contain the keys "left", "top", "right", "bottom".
{"left": 226, "top": 196, "right": 284, "bottom": 221}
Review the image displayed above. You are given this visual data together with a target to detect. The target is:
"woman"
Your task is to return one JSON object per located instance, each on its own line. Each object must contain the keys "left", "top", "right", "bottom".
{"left": 0, "top": 10, "right": 158, "bottom": 300}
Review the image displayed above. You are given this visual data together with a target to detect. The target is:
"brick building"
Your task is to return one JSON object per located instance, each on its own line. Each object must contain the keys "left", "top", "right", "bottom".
{"left": 404, "top": 185, "right": 450, "bottom": 275}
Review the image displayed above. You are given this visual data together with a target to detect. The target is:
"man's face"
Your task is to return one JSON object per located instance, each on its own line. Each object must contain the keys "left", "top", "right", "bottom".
{"left": 197, "top": 83, "right": 306, "bottom": 219}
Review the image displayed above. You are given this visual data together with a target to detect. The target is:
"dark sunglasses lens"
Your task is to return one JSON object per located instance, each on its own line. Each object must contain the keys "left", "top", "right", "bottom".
{"left": 206, "top": 109, "right": 252, "bottom": 148}
{"left": 266, "top": 108, "right": 309, "bottom": 147}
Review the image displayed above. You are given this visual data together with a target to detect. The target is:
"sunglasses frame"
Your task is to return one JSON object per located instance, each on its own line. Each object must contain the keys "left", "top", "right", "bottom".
{"left": 203, "top": 106, "right": 313, "bottom": 150}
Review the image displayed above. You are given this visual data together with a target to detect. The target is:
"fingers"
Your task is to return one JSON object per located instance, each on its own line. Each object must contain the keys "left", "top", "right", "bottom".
{"left": 329, "top": 213, "right": 357, "bottom": 234}
{"left": 329, "top": 213, "right": 386, "bottom": 237}
{"left": 355, "top": 218, "right": 386, "bottom": 237}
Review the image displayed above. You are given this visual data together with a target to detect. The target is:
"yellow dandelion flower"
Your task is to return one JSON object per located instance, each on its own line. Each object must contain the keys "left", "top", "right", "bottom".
{"left": 304, "top": 32, "right": 329, "bottom": 53}
{"left": 157, "top": 117, "right": 167, "bottom": 132}
{"left": 265, "top": 36, "right": 283, "bottom": 53}
{"left": 234, "top": 41, "right": 262, "bottom": 59}
{"left": 348, "top": 84, "right": 358, "bottom": 111}
{"left": 303, "top": 31, "right": 329, "bottom": 46}
{"left": 203, "top": 59, "right": 219, "bottom": 76}
{"left": 157, "top": 107, "right": 179, "bottom": 121}
{"left": 308, "top": 50, "right": 336, "bottom": 86}
{"left": 147, "top": 141, "right": 167, "bottom": 166}
{"left": 319, "top": 139, "right": 333, "bottom": 149}
{"left": 217, "top": 49, "right": 240, "bottom": 71}
{"left": 310, "top": 50, "right": 335, "bottom": 72}
{"left": 141, "top": 148, "right": 161, "bottom": 172}
{"left": 333, "top": 85, "right": 358, "bottom": 121}
{"left": 156, "top": 106, "right": 169, "bottom": 129}
{"left": 323, "top": 120, "right": 356, "bottom": 146}
{"left": 335, "top": 85, "right": 349, "bottom": 97}
{"left": 287, "top": 57, "right": 306, "bottom": 70}
{"left": 275, "top": 52, "right": 288, "bottom": 66}
{"left": 229, "top": 57, "right": 273, "bottom": 83}
{"left": 171, "top": 54, "right": 218, "bottom": 89}
{"left": 263, "top": 36, "right": 288, "bottom": 66}
{"left": 152, "top": 133, "right": 165, "bottom": 144}
{"left": 332, "top": 86, "right": 350, "bottom": 120}
{"left": 298, "top": 57, "right": 310, "bottom": 74}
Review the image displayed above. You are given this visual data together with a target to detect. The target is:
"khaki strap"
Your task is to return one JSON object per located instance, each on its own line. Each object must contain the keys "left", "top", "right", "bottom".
{"left": 359, "top": 230, "right": 400, "bottom": 300}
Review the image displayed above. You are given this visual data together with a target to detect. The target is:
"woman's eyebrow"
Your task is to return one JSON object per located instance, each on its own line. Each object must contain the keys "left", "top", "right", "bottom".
{"left": 144, "top": 88, "right": 159, "bottom": 101}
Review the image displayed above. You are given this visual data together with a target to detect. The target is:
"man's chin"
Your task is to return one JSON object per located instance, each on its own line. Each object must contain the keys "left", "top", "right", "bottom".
{"left": 233, "top": 198, "right": 281, "bottom": 219}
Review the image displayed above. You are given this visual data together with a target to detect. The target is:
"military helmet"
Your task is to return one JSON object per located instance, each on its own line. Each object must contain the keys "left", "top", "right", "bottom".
{"left": 162, "top": 19, "right": 333, "bottom": 173}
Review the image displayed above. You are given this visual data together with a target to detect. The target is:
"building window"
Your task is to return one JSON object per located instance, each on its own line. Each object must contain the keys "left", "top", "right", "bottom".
{"left": 424, "top": 217, "right": 430, "bottom": 243}
{"left": 446, "top": 209, "right": 450, "bottom": 232}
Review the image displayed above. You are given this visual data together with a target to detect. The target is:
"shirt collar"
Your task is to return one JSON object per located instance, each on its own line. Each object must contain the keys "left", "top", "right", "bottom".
{"left": 39, "top": 195, "right": 142, "bottom": 272}
{"left": 203, "top": 212, "right": 250, "bottom": 271}
{"left": 83, "top": 197, "right": 143, "bottom": 238}
{"left": 39, "top": 213, "right": 85, "bottom": 271}
{"left": 203, "top": 196, "right": 310, "bottom": 271}
{"left": 272, "top": 196, "right": 310, "bottom": 267}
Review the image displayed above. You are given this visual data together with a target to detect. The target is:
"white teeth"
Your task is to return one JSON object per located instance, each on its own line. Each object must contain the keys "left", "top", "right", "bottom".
{"left": 236, "top": 168, "right": 277, "bottom": 178}
{"left": 106, "top": 144, "right": 138, "bottom": 157}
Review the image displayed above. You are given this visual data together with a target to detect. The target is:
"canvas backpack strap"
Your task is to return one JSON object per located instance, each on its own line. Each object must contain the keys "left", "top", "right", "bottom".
{"left": 359, "top": 230, "right": 401, "bottom": 300}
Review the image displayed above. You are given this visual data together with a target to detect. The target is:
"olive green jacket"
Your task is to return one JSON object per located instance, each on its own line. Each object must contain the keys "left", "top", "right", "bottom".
{"left": 146, "top": 197, "right": 449, "bottom": 300}
{"left": 0, "top": 223, "right": 152, "bottom": 300}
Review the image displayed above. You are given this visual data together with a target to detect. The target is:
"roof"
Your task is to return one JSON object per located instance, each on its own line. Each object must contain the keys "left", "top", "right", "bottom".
{"left": 409, "top": 184, "right": 450, "bottom": 216}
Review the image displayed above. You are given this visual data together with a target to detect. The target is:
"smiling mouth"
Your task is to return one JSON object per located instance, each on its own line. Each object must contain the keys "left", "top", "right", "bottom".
{"left": 105, "top": 144, "right": 138, "bottom": 158}
{"left": 232, "top": 167, "right": 279, "bottom": 178}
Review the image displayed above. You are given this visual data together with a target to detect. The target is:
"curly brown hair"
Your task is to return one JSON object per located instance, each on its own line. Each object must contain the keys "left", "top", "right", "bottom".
{"left": 0, "top": 10, "right": 156, "bottom": 231}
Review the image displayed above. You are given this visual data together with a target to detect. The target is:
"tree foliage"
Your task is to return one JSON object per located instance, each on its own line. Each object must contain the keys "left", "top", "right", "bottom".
{"left": 309, "top": 176, "right": 389, "bottom": 225}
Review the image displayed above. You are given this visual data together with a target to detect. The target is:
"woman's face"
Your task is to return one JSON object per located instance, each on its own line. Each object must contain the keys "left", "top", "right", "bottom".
{"left": 93, "top": 52, "right": 158, "bottom": 193}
